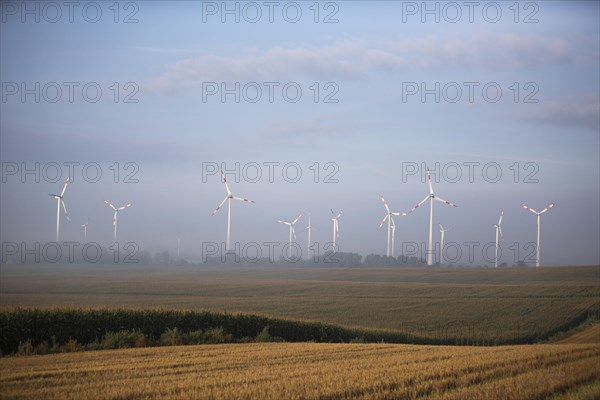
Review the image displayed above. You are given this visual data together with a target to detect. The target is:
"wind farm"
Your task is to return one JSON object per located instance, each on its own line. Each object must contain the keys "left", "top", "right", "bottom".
{"left": 1, "top": 1, "right": 598, "bottom": 399}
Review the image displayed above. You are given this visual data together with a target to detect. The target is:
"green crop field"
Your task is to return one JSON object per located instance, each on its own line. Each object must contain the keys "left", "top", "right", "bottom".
{"left": 1, "top": 264, "right": 598, "bottom": 344}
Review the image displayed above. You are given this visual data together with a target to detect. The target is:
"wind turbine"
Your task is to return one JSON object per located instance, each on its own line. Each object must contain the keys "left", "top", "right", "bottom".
{"left": 278, "top": 214, "right": 302, "bottom": 258}
{"left": 522, "top": 203, "right": 555, "bottom": 267}
{"left": 211, "top": 171, "right": 255, "bottom": 253}
{"left": 48, "top": 176, "right": 70, "bottom": 242}
{"left": 330, "top": 209, "right": 343, "bottom": 249}
{"left": 410, "top": 171, "right": 458, "bottom": 266}
{"left": 379, "top": 196, "right": 409, "bottom": 257}
{"left": 493, "top": 211, "right": 503, "bottom": 268}
{"left": 305, "top": 213, "right": 317, "bottom": 258}
{"left": 82, "top": 218, "right": 89, "bottom": 241}
{"left": 104, "top": 200, "right": 131, "bottom": 242}
{"left": 438, "top": 222, "right": 450, "bottom": 265}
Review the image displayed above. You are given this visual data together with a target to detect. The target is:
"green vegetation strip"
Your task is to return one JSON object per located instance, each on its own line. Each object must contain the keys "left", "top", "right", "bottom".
{"left": 0, "top": 307, "right": 597, "bottom": 355}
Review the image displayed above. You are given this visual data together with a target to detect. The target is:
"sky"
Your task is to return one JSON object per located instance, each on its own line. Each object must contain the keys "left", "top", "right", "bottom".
{"left": 1, "top": 1, "right": 599, "bottom": 266}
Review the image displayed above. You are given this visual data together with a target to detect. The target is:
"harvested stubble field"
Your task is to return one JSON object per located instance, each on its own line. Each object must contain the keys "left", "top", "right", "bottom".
{"left": 1, "top": 264, "right": 598, "bottom": 343}
{"left": 1, "top": 340, "right": 599, "bottom": 400}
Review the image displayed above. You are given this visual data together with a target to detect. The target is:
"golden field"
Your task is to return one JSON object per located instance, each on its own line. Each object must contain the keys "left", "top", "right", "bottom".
{"left": 1, "top": 340, "right": 599, "bottom": 399}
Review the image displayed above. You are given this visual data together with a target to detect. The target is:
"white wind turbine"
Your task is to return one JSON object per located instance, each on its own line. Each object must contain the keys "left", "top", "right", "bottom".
{"left": 82, "top": 218, "right": 90, "bottom": 241}
{"left": 438, "top": 222, "right": 449, "bottom": 264}
{"left": 410, "top": 171, "right": 458, "bottom": 266}
{"left": 104, "top": 200, "right": 132, "bottom": 242}
{"left": 211, "top": 171, "right": 255, "bottom": 253}
{"left": 522, "top": 203, "right": 555, "bottom": 267}
{"left": 493, "top": 211, "right": 503, "bottom": 268}
{"left": 278, "top": 214, "right": 302, "bottom": 258}
{"left": 379, "top": 196, "right": 409, "bottom": 257}
{"left": 48, "top": 176, "right": 71, "bottom": 242}
{"left": 330, "top": 209, "right": 343, "bottom": 249}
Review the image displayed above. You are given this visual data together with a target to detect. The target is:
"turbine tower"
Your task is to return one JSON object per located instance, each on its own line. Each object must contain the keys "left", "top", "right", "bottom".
{"left": 493, "top": 211, "right": 503, "bottom": 268}
{"left": 330, "top": 209, "right": 343, "bottom": 249}
{"left": 438, "top": 222, "right": 449, "bottom": 264}
{"left": 48, "top": 176, "right": 71, "bottom": 242}
{"left": 410, "top": 171, "right": 458, "bottom": 266}
{"left": 305, "top": 213, "right": 317, "bottom": 258}
{"left": 82, "top": 218, "right": 89, "bottom": 241}
{"left": 379, "top": 196, "right": 409, "bottom": 257}
{"left": 522, "top": 203, "right": 555, "bottom": 267}
{"left": 211, "top": 171, "right": 255, "bottom": 253}
{"left": 104, "top": 200, "right": 131, "bottom": 242}
{"left": 390, "top": 218, "right": 396, "bottom": 257}
{"left": 278, "top": 214, "right": 302, "bottom": 258}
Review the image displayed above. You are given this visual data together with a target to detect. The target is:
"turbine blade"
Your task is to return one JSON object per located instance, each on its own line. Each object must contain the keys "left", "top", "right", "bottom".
{"left": 104, "top": 200, "right": 117, "bottom": 211}
{"left": 434, "top": 196, "right": 458, "bottom": 208}
{"left": 380, "top": 196, "right": 390, "bottom": 214}
{"left": 292, "top": 226, "right": 297, "bottom": 240}
{"left": 337, "top": 210, "right": 343, "bottom": 219}
{"left": 498, "top": 226, "right": 503, "bottom": 238}
{"left": 410, "top": 195, "right": 430, "bottom": 213}
{"left": 233, "top": 196, "right": 255, "bottom": 203}
{"left": 60, "top": 176, "right": 70, "bottom": 197}
{"left": 498, "top": 211, "right": 504, "bottom": 225}
{"left": 61, "top": 199, "right": 70, "bottom": 221}
{"left": 427, "top": 172, "right": 434, "bottom": 195}
{"left": 211, "top": 197, "right": 228, "bottom": 216}
{"left": 379, "top": 214, "right": 388, "bottom": 228}
{"left": 522, "top": 204, "right": 538, "bottom": 214}
{"left": 292, "top": 214, "right": 302, "bottom": 225}
{"left": 539, "top": 203, "right": 555, "bottom": 214}
{"left": 221, "top": 171, "right": 231, "bottom": 195}
{"left": 391, "top": 211, "right": 409, "bottom": 217}
{"left": 278, "top": 220, "right": 291, "bottom": 226}
{"left": 118, "top": 204, "right": 132, "bottom": 211}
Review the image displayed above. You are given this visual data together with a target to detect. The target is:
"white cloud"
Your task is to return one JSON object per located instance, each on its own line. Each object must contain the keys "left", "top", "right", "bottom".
{"left": 146, "top": 34, "right": 573, "bottom": 93}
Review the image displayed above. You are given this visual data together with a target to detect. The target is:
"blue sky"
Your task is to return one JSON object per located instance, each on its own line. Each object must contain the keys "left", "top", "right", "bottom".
{"left": 1, "top": 1, "right": 599, "bottom": 265}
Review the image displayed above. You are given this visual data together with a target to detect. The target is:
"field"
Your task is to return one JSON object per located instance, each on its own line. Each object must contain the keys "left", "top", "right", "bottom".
{"left": 1, "top": 264, "right": 598, "bottom": 343}
{"left": 1, "top": 264, "right": 599, "bottom": 399}
{"left": 1, "top": 340, "right": 599, "bottom": 399}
